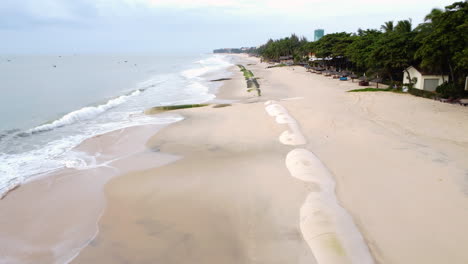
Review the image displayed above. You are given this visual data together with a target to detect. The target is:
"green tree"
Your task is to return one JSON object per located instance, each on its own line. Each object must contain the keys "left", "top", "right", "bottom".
{"left": 395, "top": 19, "right": 413, "bottom": 33}
{"left": 345, "top": 29, "right": 382, "bottom": 72}
{"left": 415, "top": 1, "right": 467, "bottom": 89}
{"left": 314, "top": 32, "right": 353, "bottom": 58}
{"left": 253, "top": 0, "right": 466, "bottom": 92}
{"left": 257, "top": 34, "right": 309, "bottom": 62}
{"left": 381, "top": 21, "right": 394, "bottom": 33}
{"left": 369, "top": 19, "right": 417, "bottom": 81}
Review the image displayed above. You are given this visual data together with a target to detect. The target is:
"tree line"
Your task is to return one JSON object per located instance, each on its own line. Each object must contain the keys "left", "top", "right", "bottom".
{"left": 253, "top": 1, "right": 467, "bottom": 95}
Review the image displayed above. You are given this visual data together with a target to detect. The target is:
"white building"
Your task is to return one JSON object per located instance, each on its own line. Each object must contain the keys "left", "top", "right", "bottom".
{"left": 403, "top": 66, "right": 449, "bottom": 92}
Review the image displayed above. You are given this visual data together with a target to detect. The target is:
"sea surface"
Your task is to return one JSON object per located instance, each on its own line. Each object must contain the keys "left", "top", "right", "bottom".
{"left": 0, "top": 53, "right": 233, "bottom": 197}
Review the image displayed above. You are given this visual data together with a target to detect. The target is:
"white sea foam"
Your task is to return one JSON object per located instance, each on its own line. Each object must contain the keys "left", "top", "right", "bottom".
{"left": 188, "top": 81, "right": 210, "bottom": 94}
{"left": 136, "top": 74, "right": 170, "bottom": 90}
{"left": 30, "top": 89, "right": 143, "bottom": 134}
{"left": 182, "top": 54, "right": 232, "bottom": 79}
{"left": 0, "top": 114, "right": 183, "bottom": 199}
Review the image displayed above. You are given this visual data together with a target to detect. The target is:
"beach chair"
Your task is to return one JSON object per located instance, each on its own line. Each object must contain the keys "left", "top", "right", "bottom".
{"left": 459, "top": 99, "right": 468, "bottom": 106}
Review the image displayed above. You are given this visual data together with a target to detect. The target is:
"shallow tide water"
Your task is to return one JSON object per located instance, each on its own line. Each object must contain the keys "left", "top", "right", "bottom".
{"left": 0, "top": 53, "right": 234, "bottom": 197}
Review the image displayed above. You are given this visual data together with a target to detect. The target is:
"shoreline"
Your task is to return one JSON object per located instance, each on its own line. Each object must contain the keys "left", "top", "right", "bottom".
{"left": 1, "top": 54, "right": 468, "bottom": 264}
{"left": 71, "top": 59, "right": 320, "bottom": 263}
{"left": 0, "top": 56, "right": 239, "bottom": 263}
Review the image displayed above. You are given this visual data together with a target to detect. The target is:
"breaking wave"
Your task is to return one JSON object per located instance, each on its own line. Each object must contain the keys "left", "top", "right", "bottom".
{"left": 30, "top": 89, "right": 144, "bottom": 134}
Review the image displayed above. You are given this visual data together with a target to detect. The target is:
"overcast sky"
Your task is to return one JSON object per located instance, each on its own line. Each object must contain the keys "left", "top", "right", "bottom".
{"left": 0, "top": 0, "right": 456, "bottom": 54}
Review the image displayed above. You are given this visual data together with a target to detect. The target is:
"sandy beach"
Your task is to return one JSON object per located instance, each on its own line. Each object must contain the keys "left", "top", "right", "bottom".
{"left": 1, "top": 54, "right": 468, "bottom": 264}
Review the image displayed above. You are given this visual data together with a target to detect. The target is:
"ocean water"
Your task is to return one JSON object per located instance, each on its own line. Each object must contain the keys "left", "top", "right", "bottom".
{"left": 0, "top": 53, "right": 234, "bottom": 197}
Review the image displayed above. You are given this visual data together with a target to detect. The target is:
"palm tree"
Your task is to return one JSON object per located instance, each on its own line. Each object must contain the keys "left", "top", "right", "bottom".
{"left": 395, "top": 19, "right": 413, "bottom": 33}
{"left": 424, "top": 8, "right": 443, "bottom": 22}
{"left": 381, "top": 21, "right": 394, "bottom": 33}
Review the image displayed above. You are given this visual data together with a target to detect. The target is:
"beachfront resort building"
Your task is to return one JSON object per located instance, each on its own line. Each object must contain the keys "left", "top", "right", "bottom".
{"left": 314, "top": 29, "right": 324, "bottom": 41}
{"left": 403, "top": 66, "right": 449, "bottom": 92}
{"left": 279, "top": 55, "right": 294, "bottom": 65}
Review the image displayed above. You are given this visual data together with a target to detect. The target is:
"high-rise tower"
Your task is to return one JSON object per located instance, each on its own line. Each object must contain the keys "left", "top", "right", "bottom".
{"left": 314, "top": 29, "right": 324, "bottom": 41}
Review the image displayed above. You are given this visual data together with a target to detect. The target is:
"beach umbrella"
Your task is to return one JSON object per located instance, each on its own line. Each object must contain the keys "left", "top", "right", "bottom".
{"left": 371, "top": 78, "right": 383, "bottom": 88}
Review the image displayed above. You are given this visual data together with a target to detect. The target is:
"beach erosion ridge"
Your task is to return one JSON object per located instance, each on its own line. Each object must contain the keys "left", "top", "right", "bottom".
{"left": 1, "top": 54, "right": 468, "bottom": 264}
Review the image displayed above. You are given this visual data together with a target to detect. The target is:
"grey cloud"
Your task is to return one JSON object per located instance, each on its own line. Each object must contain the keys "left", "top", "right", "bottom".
{"left": 0, "top": 0, "right": 100, "bottom": 29}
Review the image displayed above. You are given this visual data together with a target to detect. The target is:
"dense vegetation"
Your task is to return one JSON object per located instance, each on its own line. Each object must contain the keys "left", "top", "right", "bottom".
{"left": 214, "top": 47, "right": 256, "bottom": 54}
{"left": 253, "top": 1, "right": 467, "bottom": 97}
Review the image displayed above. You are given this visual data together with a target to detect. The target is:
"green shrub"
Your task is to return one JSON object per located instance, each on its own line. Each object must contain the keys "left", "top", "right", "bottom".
{"left": 348, "top": 88, "right": 393, "bottom": 92}
{"left": 435, "top": 82, "right": 464, "bottom": 99}
{"left": 408, "top": 87, "right": 437, "bottom": 99}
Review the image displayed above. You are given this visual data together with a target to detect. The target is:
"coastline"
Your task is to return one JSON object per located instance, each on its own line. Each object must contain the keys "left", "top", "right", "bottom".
{"left": 1, "top": 54, "right": 468, "bottom": 264}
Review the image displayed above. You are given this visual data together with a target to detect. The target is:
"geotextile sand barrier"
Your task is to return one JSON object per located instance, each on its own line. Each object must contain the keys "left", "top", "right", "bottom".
{"left": 287, "top": 149, "right": 374, "bottom": 264}
{"left": 265, "top": 100, "right": 374, "bottom": 264}
{"left": 265, "top": 101, "right": 306, "bottom": 146}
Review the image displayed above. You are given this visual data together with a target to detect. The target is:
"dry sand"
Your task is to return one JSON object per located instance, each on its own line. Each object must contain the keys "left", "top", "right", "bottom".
{"left": 264, "top": 65, "right": 468, "bottom": 264}
{"left": 1, "top": 55, "right": 468, "bottom": 264}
